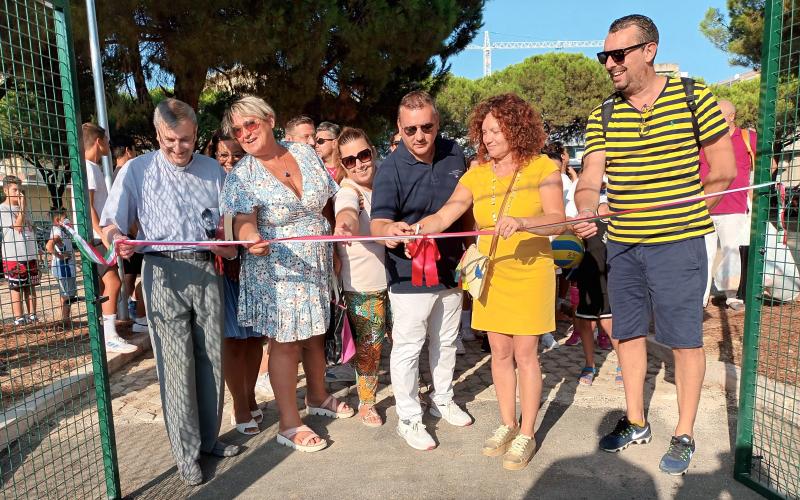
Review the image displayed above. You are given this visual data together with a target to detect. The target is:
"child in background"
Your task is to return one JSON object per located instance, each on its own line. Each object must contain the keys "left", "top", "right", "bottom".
{"left": 46, "top": 210, "right": 78, "bottom": 324}
{"left": 0, "top": 176, "right": 39, "bottom": 326}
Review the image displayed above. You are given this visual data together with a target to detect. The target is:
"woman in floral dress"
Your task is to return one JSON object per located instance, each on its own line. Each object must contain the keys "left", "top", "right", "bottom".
{"left": 220, "top": 96, "right": 354, "bottom": 453}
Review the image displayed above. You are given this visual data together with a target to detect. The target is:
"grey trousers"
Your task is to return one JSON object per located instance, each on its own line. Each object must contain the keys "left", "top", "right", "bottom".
{"left": 141, "top": 255, "right": 224, "bottom": 466}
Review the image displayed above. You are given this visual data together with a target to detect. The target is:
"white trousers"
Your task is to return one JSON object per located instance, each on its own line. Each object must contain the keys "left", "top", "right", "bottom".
{"left": 704, "top": 213, "right": 749, "bottom": 305}
{"left": 389, "top": 288, "right": 462, "bottom": 421}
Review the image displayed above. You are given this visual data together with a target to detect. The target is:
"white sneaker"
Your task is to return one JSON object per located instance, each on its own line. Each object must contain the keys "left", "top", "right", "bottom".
{"left": 455, "top": 336, "right": 466, "bottom": 355}
{"left": 541, "top": 333, "right": 558, "bottom": 351}
{"left": 325, "top": 364, "right": 356, "bottom": 383}
{"left": 132, "top": 322, "right": 149, "bottom": 333}
{"left": 429, "top": 400, "right": 472, "bottom": 426}
{"left": 254, "top": 373, "right": 274, "bottom": 397}
{"left": 105, "top": 336, "right": 138, "bottom": 354}
{"left": 396, "top": 419, "right": 436, "bottom": 450}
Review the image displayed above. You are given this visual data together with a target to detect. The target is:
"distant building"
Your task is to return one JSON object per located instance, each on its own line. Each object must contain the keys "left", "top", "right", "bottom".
{"left": 655, "top": 63, "right": 688, "bottom": 78}
{"left": 714, "top": 70, "right": 760, "bottom": 87}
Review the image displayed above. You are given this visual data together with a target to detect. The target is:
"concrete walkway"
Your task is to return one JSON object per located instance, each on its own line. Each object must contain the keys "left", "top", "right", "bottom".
{"left": 111, "top": 336, "right": 759, "bottom": 499}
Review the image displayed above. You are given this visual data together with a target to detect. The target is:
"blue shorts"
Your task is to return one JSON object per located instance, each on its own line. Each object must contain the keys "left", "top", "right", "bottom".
{"left": 606, "top": 237, "right": 707, "bottom": 348}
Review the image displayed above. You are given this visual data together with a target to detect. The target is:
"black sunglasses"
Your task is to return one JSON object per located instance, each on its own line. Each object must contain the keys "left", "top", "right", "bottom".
{"left": 402, "top": 123, "right": 435, "bottom": 136}
{"left": 596, "top": 41, "right": 651, "bottom": 65}
{"left": 315, "top": 137, "right": 335, "bottom": 145}
{"left": 341, "top": 148, "right": 373, "bottom": 169}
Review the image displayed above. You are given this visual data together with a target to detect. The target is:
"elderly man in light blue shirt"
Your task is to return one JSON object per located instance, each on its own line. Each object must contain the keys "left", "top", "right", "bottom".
{"left": 101, "top": 98, "right": 239, "bottom": 486}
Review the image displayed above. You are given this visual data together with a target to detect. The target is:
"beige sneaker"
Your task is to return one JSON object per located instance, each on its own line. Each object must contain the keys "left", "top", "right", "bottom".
{"left": 502, "top": 433, "right": 536, "bottom": 470}
{"left": 482, "top": 424, "right": 518, "bottom": 457}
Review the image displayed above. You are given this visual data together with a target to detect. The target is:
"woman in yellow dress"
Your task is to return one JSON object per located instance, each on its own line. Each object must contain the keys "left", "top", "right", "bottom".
{"left": 415, "top": 93, "right": 564, "bottom": 470}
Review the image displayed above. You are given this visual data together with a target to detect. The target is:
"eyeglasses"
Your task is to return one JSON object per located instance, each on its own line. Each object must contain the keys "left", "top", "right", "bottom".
{"left": 231, "top": 119, "right": 260, "bottom": 139}
{"left": 639, "top": 105, "right": 653, "bottom": 136}
{"left": 596, "top": 41, "right": 651, "bottom": 65}
{"left": 315, "top": 137, "right": 336, "bottom": 145}
{"left": 401, "top": 123, "right": 435, "bottom": 136}
{"left": 216, "top": 152, "right": 244, "bottom": 162}
{"left": 341, "top": 148, "right": 373, "bottom": 169}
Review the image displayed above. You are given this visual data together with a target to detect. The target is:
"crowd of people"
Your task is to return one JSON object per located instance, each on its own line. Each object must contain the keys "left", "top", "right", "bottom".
{"left": 1, "top": 13, "right": 760, "bottom": 486}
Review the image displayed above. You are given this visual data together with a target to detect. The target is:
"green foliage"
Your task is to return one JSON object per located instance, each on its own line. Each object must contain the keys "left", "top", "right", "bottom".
{"left": 72, "top": 0, "right": 485, "bottom": 141}
{"left": 700, "top": 1, "right": 765, "bottom": 68}
{"left": 710, "top": 78, "right": 760, "bottom": 129}
{"left": 437, "top": 53, "right": 611, "bottom": 143}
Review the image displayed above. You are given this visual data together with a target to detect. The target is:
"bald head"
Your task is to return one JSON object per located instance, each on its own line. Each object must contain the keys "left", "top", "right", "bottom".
{"left": 718, "top": 99, "right": 735, "bottom": 117}
{"left": 717, "top": 99, "right": 737, "bottom": 132}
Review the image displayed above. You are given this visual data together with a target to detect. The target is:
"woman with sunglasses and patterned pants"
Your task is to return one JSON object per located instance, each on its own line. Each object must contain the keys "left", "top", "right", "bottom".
{"left": 332, "top": 127, "right": 390, "bottom": 427}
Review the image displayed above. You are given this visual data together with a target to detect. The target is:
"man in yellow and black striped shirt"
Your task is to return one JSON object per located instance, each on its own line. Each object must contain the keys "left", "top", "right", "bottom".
{"left": 573, "top": 14, "right": 737, "bottom": 476}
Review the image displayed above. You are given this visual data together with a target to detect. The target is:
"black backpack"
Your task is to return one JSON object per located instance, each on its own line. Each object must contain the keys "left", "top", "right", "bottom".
{"left": 600, "top": 77, "right": 700, "bottom": 146}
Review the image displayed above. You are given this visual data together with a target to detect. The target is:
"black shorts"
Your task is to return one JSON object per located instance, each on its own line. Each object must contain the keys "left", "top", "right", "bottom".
{"left": 574, "top": 223, "right": 611, "bottom": 320}
{"left": 123, "top": 252, "right": 143, "bottom": 275}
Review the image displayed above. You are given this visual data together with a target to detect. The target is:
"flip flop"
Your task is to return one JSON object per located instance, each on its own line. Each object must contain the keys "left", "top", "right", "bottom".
{"left": 306, "top": 395, "right": 355, "bottom": 419}
{"left": 276, "top": 425, "right": 327, "bottom": 453}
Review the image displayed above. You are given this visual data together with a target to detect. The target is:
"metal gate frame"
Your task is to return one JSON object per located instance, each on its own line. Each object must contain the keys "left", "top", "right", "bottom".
{"left": 735, "top": 0, "right": 800, "bottom": 498}
{"left": 1, "top": 0, "right": 120, "bottom": 497}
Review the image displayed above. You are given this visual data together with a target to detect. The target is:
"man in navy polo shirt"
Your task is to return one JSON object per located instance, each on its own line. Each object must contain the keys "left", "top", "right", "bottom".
{"left": 371, "top": 90, "right": 472, "bottom": 451}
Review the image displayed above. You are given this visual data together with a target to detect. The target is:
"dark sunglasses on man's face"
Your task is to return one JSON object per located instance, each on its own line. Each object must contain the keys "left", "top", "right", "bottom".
{"left": 341, "top": 148, "right": 373, "bottom": 169}
{"left": 316, "top": 137, "right": 335, "bottom": 145}
{"left": 402, "top": 123, "right": 435, "bottom": 136}
{"left": 596, "top": 41, "right": 651, "bottom": 65}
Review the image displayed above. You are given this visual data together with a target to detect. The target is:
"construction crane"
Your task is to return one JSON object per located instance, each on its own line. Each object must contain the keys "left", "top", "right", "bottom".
{"left": 467, "top": 31, "right": 605, "bottom": 77}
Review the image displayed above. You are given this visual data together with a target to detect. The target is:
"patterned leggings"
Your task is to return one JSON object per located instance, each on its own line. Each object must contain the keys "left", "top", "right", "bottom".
{"left": 342, "top": 289, "right": 390, "bottom": 405}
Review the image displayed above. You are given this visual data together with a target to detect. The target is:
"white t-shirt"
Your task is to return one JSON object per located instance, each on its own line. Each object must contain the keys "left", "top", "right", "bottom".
{"left": 0, "top": 203, "right": 38, "bottom": 261}
{"left": 49, "top": 225, "right": 74, "bottom": 263}
{"left": 333, "top": 180, "right": 387, "bottom": 292}
{"left": 85, "top": 159, "right": 108, "bottom": 239}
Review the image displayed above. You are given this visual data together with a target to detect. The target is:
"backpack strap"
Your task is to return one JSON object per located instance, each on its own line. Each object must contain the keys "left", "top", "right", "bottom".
{"left": 740, "top": 127, "right": 756, "bottom": 170}
{"left": 600, "top": 92, "right": 618, "bottom": 139}
{"left": 680, "top": 77, "right": 701, "bottom": 147}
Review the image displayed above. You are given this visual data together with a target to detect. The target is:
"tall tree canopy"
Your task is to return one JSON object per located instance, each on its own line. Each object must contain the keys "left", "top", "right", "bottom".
{"left": 71, "top": 1, "right": 485, "bottom": 142}
{"left": 438, "top": 52, "right": 611, "bottom": 144}
{"left": 700, "top": 0, "right": 765, "bottom": 68}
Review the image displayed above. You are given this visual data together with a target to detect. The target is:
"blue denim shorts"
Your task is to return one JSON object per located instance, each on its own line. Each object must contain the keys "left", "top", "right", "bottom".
{"left": 606, "top": 237, "right": 707, "bottom": 348}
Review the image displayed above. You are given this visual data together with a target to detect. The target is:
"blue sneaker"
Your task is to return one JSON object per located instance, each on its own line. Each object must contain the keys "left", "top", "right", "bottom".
{"left": 599, "top": 416, "right": 652, "bottom": 452}
{"left": 659, "top": 434, "right": 695, "bottom": 475}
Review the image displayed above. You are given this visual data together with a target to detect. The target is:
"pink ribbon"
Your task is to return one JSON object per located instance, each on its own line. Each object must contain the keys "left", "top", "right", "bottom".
{"left": 406, "top": 236, "right": 441, "bottom": 287}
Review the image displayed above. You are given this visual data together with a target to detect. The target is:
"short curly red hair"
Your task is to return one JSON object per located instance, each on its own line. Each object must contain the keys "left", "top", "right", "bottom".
{"left": 468, "top": 93, "right": 546, "bottom": 166}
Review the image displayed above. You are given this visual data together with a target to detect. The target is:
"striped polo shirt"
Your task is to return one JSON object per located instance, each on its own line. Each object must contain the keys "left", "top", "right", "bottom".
{"left": 584, "top": 77, "right": 728, "bottom": 245}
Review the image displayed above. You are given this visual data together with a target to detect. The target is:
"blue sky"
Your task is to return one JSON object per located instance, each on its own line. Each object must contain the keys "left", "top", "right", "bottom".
{"left": 448, "top": 0, "right": 751, "bottom": 83}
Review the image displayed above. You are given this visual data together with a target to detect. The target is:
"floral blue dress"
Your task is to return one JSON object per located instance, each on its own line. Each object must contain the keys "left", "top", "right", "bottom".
{"left": 220, "top": 142, "right": 338, "bottom": 342}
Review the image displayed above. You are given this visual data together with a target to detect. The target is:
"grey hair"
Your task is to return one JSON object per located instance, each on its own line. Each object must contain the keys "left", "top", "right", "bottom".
{"left": 221, "top": 95, "right": 276, "bottom": 137}
{"left": 316, "top": 121, "right": 341, "bottom": 137}
{"left": 153, "top": 98, "right": 197, "bottom": 130}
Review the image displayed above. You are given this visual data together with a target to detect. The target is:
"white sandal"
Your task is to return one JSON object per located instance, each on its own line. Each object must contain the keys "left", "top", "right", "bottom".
{"left": 232, "top": 417, "right": 260, "bottom": 435}
{"left": 276, "top": 425, "right": 327, "bottom": 453}
{"left": 306, "top": 395, "right": 355, "bottom": 419}
{"left": 251, "top": 409, "right": 264, "bottom": 424}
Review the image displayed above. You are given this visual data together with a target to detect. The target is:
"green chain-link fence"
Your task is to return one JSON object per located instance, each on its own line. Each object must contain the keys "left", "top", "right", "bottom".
{"left": 736, "top": 1, "right": 800, "bottom": 498}
{"left": 0, "top": 0, "right": 119, "bottom": 498}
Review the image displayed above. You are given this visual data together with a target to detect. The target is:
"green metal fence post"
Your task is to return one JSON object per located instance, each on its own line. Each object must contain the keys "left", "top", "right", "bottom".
{"left": 734, "top": 0, "right": 781, "bottom": 484}
{"left": 53, "top": 1, "right": 121, "bottom": 498}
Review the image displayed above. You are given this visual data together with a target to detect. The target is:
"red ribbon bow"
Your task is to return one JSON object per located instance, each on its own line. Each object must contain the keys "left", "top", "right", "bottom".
{"left": 407, "top": 236, "right": 441, "bottom": 287}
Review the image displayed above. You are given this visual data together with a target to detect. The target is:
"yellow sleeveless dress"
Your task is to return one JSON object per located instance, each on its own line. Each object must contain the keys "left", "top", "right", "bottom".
{"left": 459, "top": 156, "right": 558, "bottom": 335}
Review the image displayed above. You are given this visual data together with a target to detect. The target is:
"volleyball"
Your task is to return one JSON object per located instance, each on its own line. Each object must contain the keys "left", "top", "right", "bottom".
{"left": 551, "top": 233, "right": 584, "bottom": 269}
